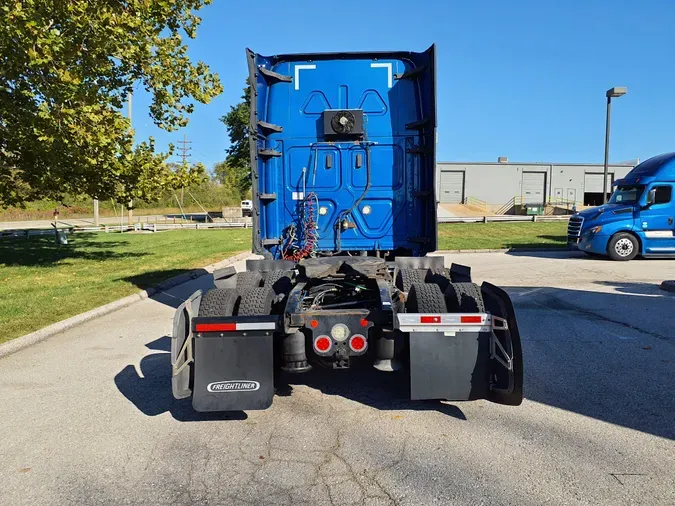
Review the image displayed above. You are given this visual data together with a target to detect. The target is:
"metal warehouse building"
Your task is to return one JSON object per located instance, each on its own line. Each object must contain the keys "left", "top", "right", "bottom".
{"left": 436, "top": 158, "right": 636, "bottom": 214}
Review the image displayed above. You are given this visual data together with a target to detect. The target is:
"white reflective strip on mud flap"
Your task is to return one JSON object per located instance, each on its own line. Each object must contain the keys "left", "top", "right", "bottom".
{"left": 236, "top": 322, "right": 276, "bottom": 331}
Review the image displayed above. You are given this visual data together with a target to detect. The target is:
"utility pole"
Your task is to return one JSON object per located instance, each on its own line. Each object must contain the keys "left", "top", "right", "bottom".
{"left": 177, "top": 133, "right": 192, "bottom": 206}
{"left": 93, "top": 198, "right": 99, "bottom": 226}
{"left": 127, "top": 90, "right": 133, "bottom": 227}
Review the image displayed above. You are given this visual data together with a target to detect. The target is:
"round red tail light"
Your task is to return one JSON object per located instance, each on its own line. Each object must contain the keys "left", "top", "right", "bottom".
{"left": 359, "top": 318, "right": 369, "bottom": 327}
{"left": 314, "top": 335, "right": 332, "bottom": 353}
{"left": 349, "top": 334, "right": 367, "bottom": 353}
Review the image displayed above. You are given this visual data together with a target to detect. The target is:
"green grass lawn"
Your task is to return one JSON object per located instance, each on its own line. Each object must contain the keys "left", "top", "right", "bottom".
{"left": 437, "top": 222, "right": 567, "bottom": 250}
{"left": 0, "top": 229, "right": 251, "bottom": 343}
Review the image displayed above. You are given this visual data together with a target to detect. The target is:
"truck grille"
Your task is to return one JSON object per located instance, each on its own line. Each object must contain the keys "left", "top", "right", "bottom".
{"left": 567, "top": 216, "right": 584, "bottom": 242}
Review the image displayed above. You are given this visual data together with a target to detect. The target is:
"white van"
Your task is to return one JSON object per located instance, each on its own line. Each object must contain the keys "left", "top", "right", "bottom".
{"left": 240, "top": 200, "right": 252, "bottom": 217}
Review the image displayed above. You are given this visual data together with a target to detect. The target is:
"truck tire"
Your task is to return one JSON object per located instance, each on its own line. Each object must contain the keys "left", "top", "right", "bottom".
{"left": 607, "top": 232, "right": 639, "bottom": 261}
{"left": 236, "top": 270, "right": 263, "bottom": 290}
{"left": 407, "top": 283, "right": 448, "bottom": 313}
{"left": 238, "top": 286, "right": 276, "bottom": 316}
{"left": 261, "top": 269, "right": 293, "bottom": 295}
{"left": 397, "top": 268, "right": 429, "bottom": 293}
{"left": 426, "top": 267, "right": 451, "bottom": 292}
{"left": 445, "top": 282, "right": 486, "bottom": 313}
{"left": 198, "top": 288, "right": 240, "bottom": 317}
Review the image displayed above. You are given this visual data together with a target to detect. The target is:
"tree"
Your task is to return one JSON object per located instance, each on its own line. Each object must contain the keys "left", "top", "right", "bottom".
{"left": 219, "top": 84, "right": 251, "bottom": 195}
{"left": 0, "top": 0, "right": 222, "bottom": 207}
{"left": 212, "top": 159, "right": 248, "bottom": 199}
{"left": 212, "top": 160, "right": 229, "bottom": 185}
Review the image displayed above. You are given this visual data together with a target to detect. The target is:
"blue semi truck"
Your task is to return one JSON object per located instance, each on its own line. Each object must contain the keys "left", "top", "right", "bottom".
{"left": 569, "top": 152, "right": 675, "bottom": 260}
{"left": 170, "top": 46, "right": 523, "bottom": 413}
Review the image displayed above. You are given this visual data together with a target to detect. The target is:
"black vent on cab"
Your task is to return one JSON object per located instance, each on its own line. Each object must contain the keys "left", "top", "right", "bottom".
{"left": 323, "top": 109, "right": 364, "bottom": 140}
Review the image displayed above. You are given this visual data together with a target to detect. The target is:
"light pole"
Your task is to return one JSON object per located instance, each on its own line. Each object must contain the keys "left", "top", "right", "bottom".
{"left": 127, "top": 90, "right": 133, "bottom": 227}
{"left": 603, "top": 86, "right": 627, "bottom": 204}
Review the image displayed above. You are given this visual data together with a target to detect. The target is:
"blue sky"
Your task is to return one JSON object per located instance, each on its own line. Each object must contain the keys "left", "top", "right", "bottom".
{"left": 133, "top": 0, "right": 675, "bottom": 171}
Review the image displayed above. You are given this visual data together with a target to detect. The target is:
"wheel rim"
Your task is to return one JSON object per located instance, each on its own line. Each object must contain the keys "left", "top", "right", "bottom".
{"left": 615, "top": 238, "right": 634, "bottom": 257}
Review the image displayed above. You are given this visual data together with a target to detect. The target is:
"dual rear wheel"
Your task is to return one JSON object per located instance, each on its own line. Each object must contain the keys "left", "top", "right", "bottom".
{"left": 199, "top": 270, "right": 292, "bottom": 317}
{"left": 400, "top": 268, "right": 485, "bottom": 314}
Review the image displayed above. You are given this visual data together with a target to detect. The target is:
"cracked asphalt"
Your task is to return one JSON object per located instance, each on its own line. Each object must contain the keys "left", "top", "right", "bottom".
{"left": 1, "top": 251, "right": 674, "bottom": 505}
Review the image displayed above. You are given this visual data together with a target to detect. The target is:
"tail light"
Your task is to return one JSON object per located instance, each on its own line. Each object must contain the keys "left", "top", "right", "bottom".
{"left": 314, "top": 335, "right": 333, "bottom": 354}
{"left": 349, "top": 334, "right": 367, "bottom": 353}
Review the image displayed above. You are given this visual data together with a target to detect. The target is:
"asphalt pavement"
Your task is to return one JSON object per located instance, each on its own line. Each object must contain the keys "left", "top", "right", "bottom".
{"left": 1, "top": 251, "right": 674, "bottom": 505}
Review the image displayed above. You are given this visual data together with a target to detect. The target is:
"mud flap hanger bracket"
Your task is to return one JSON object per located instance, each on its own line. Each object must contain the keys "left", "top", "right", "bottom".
{"left": 490, "top": 315, "right": 513, "bottom": 372}
{"left": 173, "top": 333, "right": 194, "bottom": 378}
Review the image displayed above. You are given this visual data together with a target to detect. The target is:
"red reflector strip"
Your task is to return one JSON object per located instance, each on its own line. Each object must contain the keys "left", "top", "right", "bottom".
{"left": 420, "top": 316, "right": 441, "bottom": 324}
{"left": 460, "top": 316, "right": 483, "bottom": 324}
{"left": 195, "top": 323, "right": 236, "bottom": 332}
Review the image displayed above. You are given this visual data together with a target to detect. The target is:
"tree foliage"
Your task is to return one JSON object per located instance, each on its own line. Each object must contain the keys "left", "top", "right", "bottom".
{"left": 0, "top": 0, "right": 222, "bottom": 207}
{"left": 219, "top": 84, "right": 251, "bottom": 196}
{"left": 212, "top": 159, "right": 249, "bottom": 199}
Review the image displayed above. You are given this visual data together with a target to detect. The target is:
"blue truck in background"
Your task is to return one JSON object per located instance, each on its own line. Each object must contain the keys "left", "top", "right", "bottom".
{"left": 569, "top": 152, "right": 675, "bottom": 260}
{"left": 170, "top": 46, "right": 523, "bottom": 414}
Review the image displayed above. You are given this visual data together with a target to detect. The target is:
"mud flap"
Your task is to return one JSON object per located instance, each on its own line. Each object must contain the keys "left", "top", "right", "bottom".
{"left": 213, "top": 265, "right": 237, "bottom": 290}
{"left": 407, "top": 285, "right": 523, "bottom": 405}
{"left": 409, "top": 331, "right": 490, "bottom": 401}
{"left": 171, "top": 290, "right": 202, "bottom": 400}
{"left": 191, "top": 318, "right": 276, "bottom": 412}
{"left": 481, "top": 282, "right": 524, "bottom": 406}
{"left": 450, "top": 263, "right": 472, "bottom": 283}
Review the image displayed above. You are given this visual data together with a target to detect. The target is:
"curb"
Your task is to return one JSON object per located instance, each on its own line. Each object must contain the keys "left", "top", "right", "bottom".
{"left": 434, "top": 247, "right": 573, "bottom": 254}
{"left": 0, "top": 251, "right": 251, "bottom": 359}
{"left": 660, "top": 280, "right": 675, "bottom": 293}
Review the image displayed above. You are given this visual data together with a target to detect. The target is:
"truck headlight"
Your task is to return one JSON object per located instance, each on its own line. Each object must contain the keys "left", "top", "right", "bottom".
{"left": 590, "top": 226, "right": 603, "bottom": 234}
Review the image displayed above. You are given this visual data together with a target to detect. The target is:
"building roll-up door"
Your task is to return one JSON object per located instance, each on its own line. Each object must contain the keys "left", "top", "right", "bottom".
{"left": 584, "top": 173, "right": 613, "bottom": 193}
{"left": 439, "top": 171, "right": 465, "bottom": 203}
{"left": 521, "top": 172, "right": 546, "bottom": 204}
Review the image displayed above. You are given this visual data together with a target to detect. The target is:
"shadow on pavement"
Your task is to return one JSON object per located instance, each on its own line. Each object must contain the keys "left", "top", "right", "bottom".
{"left": 504, "top": 248, "right": 583, "bottom": 259}
{"left": 283, "top": 366, "right": 467, "bottom": 419}
{"left": 593, "top": 279, "right": 673, "bottom": 296}
{"left": 510, "top": 285, "right": 675, "bottom": 440}
{"left": 145, "top": 335, "right": 171, "bottom": 352}
{"left": 114, "top": 336, "right": 247, "bottom": 422}
{"left": 115, "top": 335, "right": 465, "bottom": 421}
{"left": 116, "top": 283, "right": 674, "bottom": 434}
{"left": 506, "top": 248, "right": 668, "bottom": 260}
